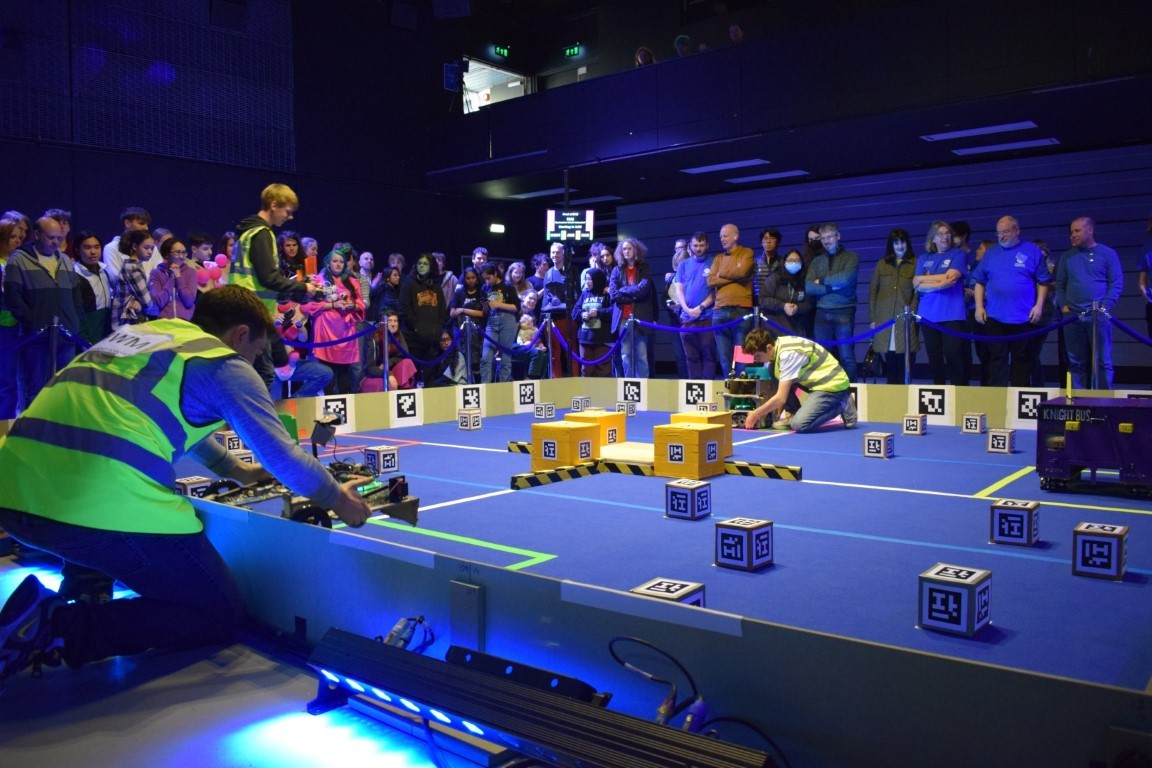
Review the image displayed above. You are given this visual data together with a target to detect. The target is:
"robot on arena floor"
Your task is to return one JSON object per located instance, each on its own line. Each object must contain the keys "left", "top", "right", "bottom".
{"left": 721, "top": 365, "right": 778, "bottom": 430}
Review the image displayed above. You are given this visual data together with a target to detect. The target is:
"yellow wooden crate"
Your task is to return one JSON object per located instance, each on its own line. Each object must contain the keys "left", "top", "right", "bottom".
{"left": 565, "top": 409, "right": 627, "bottom": 446}
{"left": 670, "top": 411, "right": 733, "bottom": 457}
{"left": 653, "top": 423, "right": 726, "bottom": 480}
{"left": 531, "top": 421, "right": 601, "bottom": 472}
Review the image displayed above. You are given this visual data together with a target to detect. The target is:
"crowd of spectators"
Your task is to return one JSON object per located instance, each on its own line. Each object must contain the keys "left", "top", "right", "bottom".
{"left": 0, "top": 198, "right": 1144, "bottom": 414}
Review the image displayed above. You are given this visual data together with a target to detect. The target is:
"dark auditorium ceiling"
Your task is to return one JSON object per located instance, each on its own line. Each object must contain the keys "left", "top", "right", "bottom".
{"left": 427, "top": 74, "right": 1152, "bottom": 207}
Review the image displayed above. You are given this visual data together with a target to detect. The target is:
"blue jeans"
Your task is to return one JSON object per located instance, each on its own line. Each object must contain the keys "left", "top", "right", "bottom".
{"left": 0, "top": 323, "right": 19, "bottom": 419}
{"left": 791, "top": 389, "right": 851, "bottom": 433}
{"left": 619, "top": 322, "right": 649, "bottom": 378}
{"left": 712, "top": 306, "right": 751, "bottom": 378}
{"left": 350, "top": 322, "right": 371, "bottom": 393}
{"left": 1064, "top": 313, "right": 1114, "bottom": 389}
{"left": 275, "top": 358, "right": 334, "bottom": 399}
{"left": 0, "top": 508, "right": 244, "bottom": 668}
{"left": 813, "top": 308, "right": 858, "bottom": 382}
{"left": 17, "top": 336, "right": 77, "bottom": 412}
{"left": 680, "top": 319, "right": 717, "bottom": 379}
{"left": 481, "top": 312, "right": 517, "bottom": 383}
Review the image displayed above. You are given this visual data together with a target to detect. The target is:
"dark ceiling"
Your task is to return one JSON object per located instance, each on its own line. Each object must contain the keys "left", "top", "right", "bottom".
{"left": 432, "top": 74, "right": 1152, "bottom": 208}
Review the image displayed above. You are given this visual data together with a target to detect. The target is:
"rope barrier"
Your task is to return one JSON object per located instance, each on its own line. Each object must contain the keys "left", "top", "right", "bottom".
{"left": 8, "top": 305, "right": 1145, "bottom": 381}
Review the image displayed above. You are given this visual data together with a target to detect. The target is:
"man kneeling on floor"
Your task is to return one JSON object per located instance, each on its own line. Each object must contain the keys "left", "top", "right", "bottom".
{"left": 740, "top": 326, "right": 858, "bottom": 432}
{"left": 0, "top": 285, "right": 371, "bottom": 690}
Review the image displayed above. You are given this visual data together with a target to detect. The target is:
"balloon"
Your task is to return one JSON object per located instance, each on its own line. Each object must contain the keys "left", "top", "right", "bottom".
{"left": 196, "top": 268, "right": 210, "bottom": 286}
{"left": 214, "top": 254, "right": 230, "bottom": 269}
{"left": 207, "top": 264, "right": 222, "bottom": 280}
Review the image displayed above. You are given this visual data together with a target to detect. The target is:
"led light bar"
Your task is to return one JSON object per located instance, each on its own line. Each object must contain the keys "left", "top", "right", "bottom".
{"left": 307, "top": 628, "right": 773, "bottom": 768}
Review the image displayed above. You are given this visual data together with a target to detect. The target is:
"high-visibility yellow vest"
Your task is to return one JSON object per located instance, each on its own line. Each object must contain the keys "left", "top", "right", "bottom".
{"left": 774, "top": 336, "right": 850, "bottom": 392}
{"left": 229, "top": 225, "right": 279, "bottom": 312}
{"left": 0, "top": 320, "right": 237, "bottom": 534}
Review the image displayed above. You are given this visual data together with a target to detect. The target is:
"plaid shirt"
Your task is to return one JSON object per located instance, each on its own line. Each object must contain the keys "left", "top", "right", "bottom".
{"left": 112, "top": 259, "right": 153, "bottom": 329}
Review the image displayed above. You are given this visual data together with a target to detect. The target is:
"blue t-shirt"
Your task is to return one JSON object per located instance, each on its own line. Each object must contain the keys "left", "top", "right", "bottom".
{"left": 1139, "top": 241, "right": 1152, "bottom": 301}
{"left": 916, "top": 249, "right": 968, "bottom": 322}
{"left": 673, "top": 256, "right": 713, "bottom": 322}
{"left": 971, "top": 239, "right": 1051, "bottom": 324}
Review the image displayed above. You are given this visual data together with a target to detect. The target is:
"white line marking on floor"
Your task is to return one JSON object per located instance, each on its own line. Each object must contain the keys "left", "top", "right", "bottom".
{"left": 413, "top": 441, "right": 509, "bottom": 453}
{"left": 420, "top": 489, "right": 517, "bottom": 511}
{"left": 733, "top": 431, "right": 794, "bottom": 446}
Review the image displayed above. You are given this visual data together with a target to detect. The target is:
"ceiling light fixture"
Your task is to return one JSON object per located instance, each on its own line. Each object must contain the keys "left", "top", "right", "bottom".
{"left": 726, "top": 170, "right": 810, "bottom": 183}
{"left": 681, "top": 159, "right": 771, "bottom": 174}
{"left": 920, "top": 121, "right": 1037, "bottom": 142}
{"left": 508, "top": 187, "right": 572, "bottom": 200}
{"left": 951, "top": 138, "right": 1060, "bottom": 156}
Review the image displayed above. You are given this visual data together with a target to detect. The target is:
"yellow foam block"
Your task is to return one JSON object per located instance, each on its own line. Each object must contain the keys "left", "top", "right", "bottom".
{"left": 565, "top": 409, "right": 627, "bottom": 446}
{"left": 530, "top": 421, "right": 601, "bottom": 473}
{"left": 670, "top": 411, "right": 734, "bottom": 457}
{"left": 653, "top": 423, "right": 726, "bottom": 480}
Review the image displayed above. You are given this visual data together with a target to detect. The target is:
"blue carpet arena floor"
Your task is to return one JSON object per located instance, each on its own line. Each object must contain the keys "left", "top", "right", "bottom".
{"left": 208, "top": 411, "right": 1152, "bottom": 692}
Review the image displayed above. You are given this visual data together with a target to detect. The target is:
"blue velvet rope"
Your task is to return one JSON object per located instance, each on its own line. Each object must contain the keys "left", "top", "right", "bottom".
{"left": 281, "top": 320, "right": 379, "bottom": 349}
{"left": 917, "top": 311, "right": 1079, "bottom": 343}
{"left": 228, "top": 304, "right": 1152, "bottom": 373}
{"left": 4, "top": 323, "right": 92, "bottom": 352}
{"left": 1106, "top": 314, "right": 1152, "bottom": 347}
{"left": 548, "top": 321, "right": 623, "bottom": 366}
{"left": 477, "top": 320, "right": 548, "bottom": 356}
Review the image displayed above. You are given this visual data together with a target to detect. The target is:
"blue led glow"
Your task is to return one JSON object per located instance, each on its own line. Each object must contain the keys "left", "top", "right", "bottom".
{"left": 320, "top": 669, "right": 340, "bottom": 683}
{"left": 462, "top": 721, "right": 485, "bottom": 737}
{"left": 428, "top": 709, "right": 451, "bottom": 724}
{"left": 371, "top": 688, "right": 392, "bottom": 702}
{"left": 345, "top": 678, "right": 366, "bottom": 693}
{"left": 399, "top": 698, "right": 421, "bottom": 713}
{"left": 223, "top": 710, "right": 433, "bottom": 766}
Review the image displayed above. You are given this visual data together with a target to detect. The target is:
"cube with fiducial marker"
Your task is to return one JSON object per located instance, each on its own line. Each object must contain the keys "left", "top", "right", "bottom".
{"left": 917, "top": 563, "right": 992, "bottom": 636}
{"left": 664, "top": 479, "right": 711, "bottom": 520}
{"left": 457, "top": 408, "right": 482, "bottom": 431}
{"left": 715, "top": 517, "right": 774, "bottom": 571}
{"left": 365, "top": 445, "right": 399, "bottom": 474}
{"left": 630, "top": 577, "right": 705, "bottom": 607}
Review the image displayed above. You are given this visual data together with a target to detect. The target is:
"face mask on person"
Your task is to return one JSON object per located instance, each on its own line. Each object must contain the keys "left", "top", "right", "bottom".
{"left": 785, "top": 261, "right": 802, "bottom": 275}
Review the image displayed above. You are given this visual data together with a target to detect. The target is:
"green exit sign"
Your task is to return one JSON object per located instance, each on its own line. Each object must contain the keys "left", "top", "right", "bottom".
{"left": 494, "top": 44, "right": 509, "bottom": 58}
{"left": 564, "top": 43, "right": 581, "bottom": 58}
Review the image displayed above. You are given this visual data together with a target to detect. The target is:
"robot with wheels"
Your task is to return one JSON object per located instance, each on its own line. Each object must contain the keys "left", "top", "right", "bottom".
{"left": 1036, "top": 396, "right": 1152, "bottom": 496}
{"left": 721, "top": 366, "right": 779, "bottom": 430}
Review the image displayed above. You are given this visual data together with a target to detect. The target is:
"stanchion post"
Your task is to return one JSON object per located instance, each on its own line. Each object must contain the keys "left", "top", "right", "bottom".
{"left": 463, "top": 319, "right": 475, "bottom": 385}
{"left": 382, "top": 324, "right": 392, "bottom": 393}
{"left": 50, "top": 315, "right": 61, "bottom": 376}
{"left": 1089, "top": 300, "right": 1100, "bottom": 390}
{"left": 543, "top": 316, "right": 554, "bottom": 380}
{"left": 626, "top": 316, "right": 636, "bottom": 376}
{"left": 902, "top": 307, "right": 912, "bottom": 386}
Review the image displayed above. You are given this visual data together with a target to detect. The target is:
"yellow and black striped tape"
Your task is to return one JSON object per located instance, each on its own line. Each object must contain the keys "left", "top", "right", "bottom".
{"left": 723, "top": 460, "right": 803, "bottom": 481}
{"left": 598, "top": 460, "right": 654, "bottom": 477}
{"left": 507, "top": 441, "right": 531, "bottom": 454}
{"left": 510, "top": 462, "right": 600, "bottom": 490}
